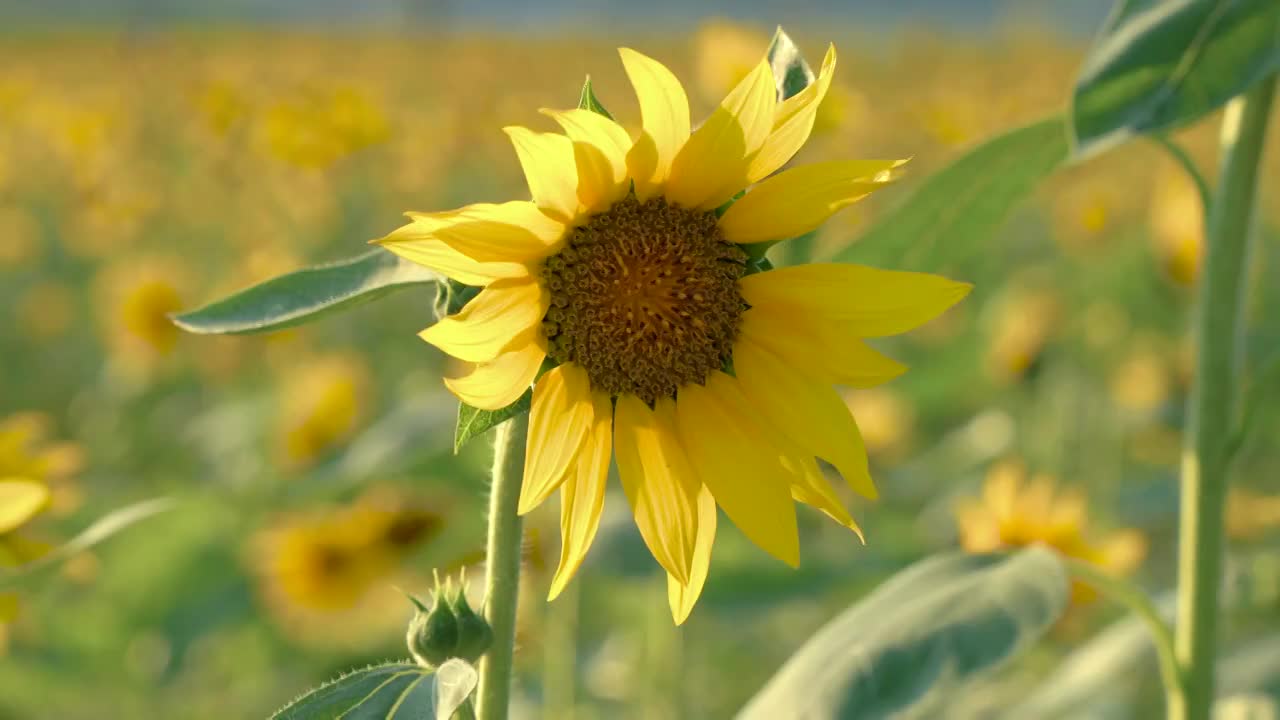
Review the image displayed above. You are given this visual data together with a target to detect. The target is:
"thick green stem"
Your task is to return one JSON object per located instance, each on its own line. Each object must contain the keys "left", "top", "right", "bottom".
{"left": 1170, "top": 77, "right": 1275, "bottom": 720}
{"left": 475, "top": 415, "right": 528, "bottom": 720}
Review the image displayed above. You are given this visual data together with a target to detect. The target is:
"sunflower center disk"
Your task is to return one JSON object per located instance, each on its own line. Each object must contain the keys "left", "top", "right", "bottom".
{"left": 540, "top": 196, "right": 748, "bottom": 404}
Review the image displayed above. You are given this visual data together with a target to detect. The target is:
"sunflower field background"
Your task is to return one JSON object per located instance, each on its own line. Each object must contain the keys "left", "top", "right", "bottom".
{"left": 2, "top": 1, "right": 1280, "bottom": 718}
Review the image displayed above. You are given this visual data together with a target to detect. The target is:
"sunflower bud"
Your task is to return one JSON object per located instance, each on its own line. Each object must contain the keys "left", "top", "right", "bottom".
{"left": 449, "top": 582, "right": 492, "bottom": 664}
{"left": 406, "top": 585, "right": 458, "bottom": 668}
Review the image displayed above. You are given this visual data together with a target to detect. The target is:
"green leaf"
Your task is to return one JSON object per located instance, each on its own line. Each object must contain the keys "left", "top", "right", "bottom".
{"left": 454, "top": 392, "right": 531, "bottom": 454}
{"left": 270, "top": 659, "right": 477, "bottom": 720}
{"left": 833, "top": 115, "right": 1069, "bottom": 272}
{"left": 173, "top": 249, "right": 442, "bottom": 335}
{"left": 767, "top": 26, "right": 815, "bottom": 101}
{"left": 0, "top": 497, "right": 174, "bottom": 589}
{"left": 1007, "top": 593, "right": 1175, "bottom": 718}
{"left": 578, "top": 76, "right": 614, "bottom": 118}
{"left": 1071, "top": 0, "right": 1280, "bottom": 159}
{"left": 737, "top": 548, "right": 1070, "bottom": 720}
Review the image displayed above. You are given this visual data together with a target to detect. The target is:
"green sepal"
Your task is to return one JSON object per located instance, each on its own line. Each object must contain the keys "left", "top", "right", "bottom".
{"left": 578, "top": 76, "right": 614, "bottom": 118}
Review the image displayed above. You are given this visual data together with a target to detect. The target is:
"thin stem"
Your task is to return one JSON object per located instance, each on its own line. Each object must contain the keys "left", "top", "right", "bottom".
{"left": 475, "top": 415, "right": 528, "bottom": 720}
{"left": 1171, "top": 76, "right": 1275, "bottom": 720}
{"left": 1063, "top": 558, "right": 1181, "bottom": 705}
{"left": 1151, "top": 134, "right": 1212, "bottom": 214}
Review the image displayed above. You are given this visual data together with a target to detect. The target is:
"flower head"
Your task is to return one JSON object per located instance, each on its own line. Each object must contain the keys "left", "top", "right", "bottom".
{"left": 956, "top": 459, "right": 1146, "bottom": 604}
{"left": 377, "top": 45, "right": 970, "bottom": 623}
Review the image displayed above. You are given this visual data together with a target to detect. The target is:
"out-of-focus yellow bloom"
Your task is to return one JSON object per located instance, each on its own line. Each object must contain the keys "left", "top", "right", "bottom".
{"left": 96, "top": 258, "right": 187, "bottom": 370}
{"left": 1109, "top": 341, "right": 1173, "bottom": 414}
{"left": 842, "top": 388, "right": 915, "bottom": 464}
{"left": 1149, "top": 168, "right": 1203, "bottom": 287}
{"left": 198, "top": 80, "right": 251, "bottom": 136}
{"left": 256, "top": 86, "right": 388, "bottom": 170}
{"left": 985, "top": 286, "right": 1061, "bottom": 384}
{"left": 1226, "top": 488, "right": 1280, "bottom": 541}
{"left": 0, "top": 413, "right": 84, "bottom": 635}
{"left": 250, "top": 488, "right": 445, "bottom": 645}
{"left": 956, "top": 459, "right": 1146, "bottom": 604}
{"left": 277, "top": 354, "right": 369, "bottom": 470}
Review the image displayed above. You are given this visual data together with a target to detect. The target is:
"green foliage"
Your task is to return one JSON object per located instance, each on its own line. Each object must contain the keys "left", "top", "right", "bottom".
{"left": 453, "top": 393, "right": 531, "bottom": 454}
{"left": 1071, "top": 0, "right": 1280, "bottom": 158}
{"left": 737, "top": 548, "right": 1070, "bottom": 720}
{"left": 767, "top": 26, "right": 815, "bottom": 101}
{"left": 833, "top": 115, "right": 1069, "bottom": 272}
{"left": 271, "top": 659, "right": 477, "bottom": 720}
{"left": 173, "top": 250, "right": 441, "bottom": 335}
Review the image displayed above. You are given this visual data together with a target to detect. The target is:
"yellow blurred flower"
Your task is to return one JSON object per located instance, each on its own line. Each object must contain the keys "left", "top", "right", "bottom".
{"left": 693, "top": 20, "right": 768, "bottom": 106}
{"left": 256, "top": 86, "right": 388, "bottom": 170}
{"left": 1149, "top": 167, "right": 1204, "bottom": 287}
{"left": 0, "top": 413, "right": 85, "bottom": 634}
{"left": 956, "top": 459, "right": 1146, "bottom": 604}
{"left": 985, "top": 286, "right": 1061, "bottom": 384}
{"left": 250, "top": 488, "right": 445, "bottom": 646}
{"left": 96, "top": 257, "right": 187, "bottom": 370}
{"left": 1109, "top": 341, "right": 1173, "bottom": 414}
{"left": 277, "top": 354, "right": 369, "bottom": 470}
{"left": 842, "top": 388, "right": 915, "bottom": 464}
{"left": 1226, "top": 488, "right": 1280, "bottom": 541}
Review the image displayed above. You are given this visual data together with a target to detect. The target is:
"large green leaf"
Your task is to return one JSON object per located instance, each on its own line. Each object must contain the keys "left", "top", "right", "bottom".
{"left": 1072, "top": 0, "right": 1280, "bottom": 158}
{"left": 1005, "top": 593, "right": 1175, "bottom": 719}
{"left": 173, "top": 250, "right": 442, "bottom": 335}
{"left": 831, "top": 115, "right": 1069, "bottom": 272}
{"left": 270, "top": 659, "right": 477, "bottom": 720}
{"left": 737, "top": 548, "right": 1069, "bottom": 720}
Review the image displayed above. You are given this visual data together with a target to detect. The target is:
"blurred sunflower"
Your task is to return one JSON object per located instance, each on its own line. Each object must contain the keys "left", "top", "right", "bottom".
{"left": 1226, "top": 488, "right": 1280, "bottom": 541}
{"left": 377, "top": 45, "right": 970, "bottom": 622}
{"left": 955, "top": 459, "right": 1146, "bottom": 604}
{"left": 1149, "top": 168, "right": 1204, "bottom": 287}
{"left": 984, "top": 285, "right": 1061, "bottom": 384}
{"left": 0, "top": 413, "right": 84, "bottom": 645}
{"left": 95, "top": 257, "right": 187, "bottom": 372}
{"left": 276, "top": 354, "right": 369, "bottom": 471}
{"left": 250, "top": 488, "right": 444, "bottom": 645}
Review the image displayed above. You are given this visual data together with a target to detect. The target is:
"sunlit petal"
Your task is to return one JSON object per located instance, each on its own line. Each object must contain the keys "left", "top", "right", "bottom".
{"left": 444, "top": 339, "right": 546, "bottom": 411}
{"left": 520, "top": 363, "right": 595, "bottom": 514}
{"left": 418, "top": 278, "right": 547, "bottom": 363}
{"left": 548, "top": 391, "right": 613, "bottom": 600}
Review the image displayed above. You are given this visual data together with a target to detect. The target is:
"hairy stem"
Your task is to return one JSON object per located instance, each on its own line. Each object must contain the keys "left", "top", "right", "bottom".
{"left": 475, "top": 415, "right": 528, "bottom": 720}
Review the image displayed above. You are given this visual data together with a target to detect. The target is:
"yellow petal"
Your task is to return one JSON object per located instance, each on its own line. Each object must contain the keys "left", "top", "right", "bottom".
{"left": 675, "top": 372, "right": 799, "bottom": 567}
{"left": 747, "top": 45, "right": 837, "bottom": 182}
{"left": 739, "top": 308, "right": 907, "bottom": 387}
{"left": 542, "top": 108, "right": 632, "bottom": 212}
{"left": 419, "top": 278, "right": 548, "bottom": 363}
{"left": 719, "top": 159, "right": 903, "bottom": 244}
{"left": 784, "top": 453, "right": 864, "bottom": 540}
{"left": 504, "top": 126, "right": 580, "bottom": 222}
{"left": 399, "top": 200, "right": 566, "bottom": 262}
{"left": 444, "top": 339, "right": 547, "bottom": 411}
{"left": 666, "top": 58, "right": 776, "bottom": 210}
{"left": 520, "top": 363, "right": 595, "bottom": 514}
{"left": 739, "top": 264, "right": 972, "bottom": 337}
{"left": 0, "top": 479, "right": 49, "bottom": 535}
{"left": 615, "top": 394, "right": 701, "bottom": 585}
{"left": 733, "top": 337, "right": 877, "bottom": 499}
{"left": 375, "top": 231, "right": 529, "bottom": 286}
{"left": 548, "top": 391, "right": 612, "bottom": 600}
{"left": 667, "top": 483, "right": 716, "bottom": 625}
{"left": 619, "top": 48, "right": 690, "bottom": 200}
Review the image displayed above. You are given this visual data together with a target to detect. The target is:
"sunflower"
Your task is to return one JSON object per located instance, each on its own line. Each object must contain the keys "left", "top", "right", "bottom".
{"left": 955, "top": 459, "right": 1146, "bottom": 604}
{"left": 377, "top": 45, "right": 970, "bottom": 623}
